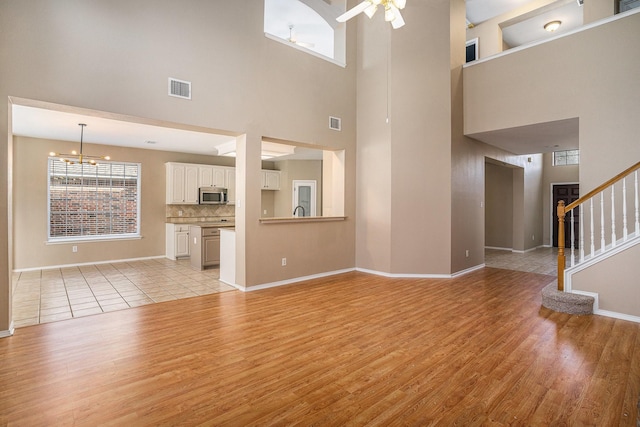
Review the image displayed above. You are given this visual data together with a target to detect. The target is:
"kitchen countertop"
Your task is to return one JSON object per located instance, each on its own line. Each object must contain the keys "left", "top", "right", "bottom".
{"left": 166, "top": 216, "right": 234, "bottom": 227}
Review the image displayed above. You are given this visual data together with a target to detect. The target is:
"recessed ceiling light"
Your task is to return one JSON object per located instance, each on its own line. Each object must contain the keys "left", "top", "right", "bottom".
{"left": 544, "top": 20, "right": 562, "bottom": 32}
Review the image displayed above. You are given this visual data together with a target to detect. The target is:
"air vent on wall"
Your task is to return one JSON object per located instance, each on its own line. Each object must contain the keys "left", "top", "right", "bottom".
{"left": 329, "top": 116, "right": 341, "bottom": 131}
{"left": 168, "top": 77, "right": 191, "bottom": 100}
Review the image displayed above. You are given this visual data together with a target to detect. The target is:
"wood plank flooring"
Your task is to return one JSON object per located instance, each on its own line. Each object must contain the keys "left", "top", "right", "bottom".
{"left": 1, "top": 268, "right": 639, "bottom": 426}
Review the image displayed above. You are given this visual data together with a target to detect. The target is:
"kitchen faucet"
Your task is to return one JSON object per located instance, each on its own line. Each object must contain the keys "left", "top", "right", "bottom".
{"left": 293, "top": 205, "right": 306, "bottom": 217}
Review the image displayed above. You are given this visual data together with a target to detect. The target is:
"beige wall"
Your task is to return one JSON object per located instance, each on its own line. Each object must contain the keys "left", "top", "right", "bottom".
{"left": 542, "top": 152, "right": 579, "bottom": 246}
{"left": 12, "top": 136, "right": 235, "bottom": 270}
{"left": 464, "top": 11, "right": 640, "bottom": 192}
{"left": 0, "top": 0, "right": 357, "bottom": 331}
{"left": 485, "top": 162, "right": 514, "bottom": 249}
{"left": 571, "top": 242, "right": 640, "bottom": 317}
{"left": 356, "top": 0, "right": 453, "bottom": 275}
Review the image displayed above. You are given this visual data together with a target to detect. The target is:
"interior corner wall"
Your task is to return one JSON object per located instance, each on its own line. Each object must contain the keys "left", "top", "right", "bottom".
{"left": 356, "top": 0, "right": 453, "bottom": 275}
{"left": 485, "top": 163, "right": 514, "bottom": 249}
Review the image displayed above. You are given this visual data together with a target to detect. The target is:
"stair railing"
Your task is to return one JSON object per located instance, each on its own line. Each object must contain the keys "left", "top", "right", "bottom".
{"left": 557, "top": 161, "right": 640, "bottom": 291}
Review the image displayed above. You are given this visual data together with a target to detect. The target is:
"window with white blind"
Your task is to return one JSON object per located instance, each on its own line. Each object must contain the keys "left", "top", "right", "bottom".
{"left": 48, "top": 159, "right": 141, "bottom": 241}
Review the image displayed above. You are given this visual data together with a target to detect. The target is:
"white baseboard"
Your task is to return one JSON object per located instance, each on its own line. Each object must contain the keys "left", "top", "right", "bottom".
{"left": 356, "top": 267, "right": 451, "bottom": 279}
{"left": 593, "top": 309, "right": 640, "bottom": 324}
{"left": 12, "top": 255, "right": 167, "bottom": 273}
{"left": 241, "top": 268, "right": 356, "bottom": 292}
{"left": 356, "top": 264, "right": 484, "bottom": 279}
{"left": 0, "top": 322, "right": 15, "bottom": 338}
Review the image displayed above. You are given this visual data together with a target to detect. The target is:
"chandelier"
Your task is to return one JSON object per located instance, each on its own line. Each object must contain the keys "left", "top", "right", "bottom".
{"left": 337, "top": 0, "right": 407, "bottom": 29}
{"left": 49, "top": 123, "right": 110, "bottom": 165}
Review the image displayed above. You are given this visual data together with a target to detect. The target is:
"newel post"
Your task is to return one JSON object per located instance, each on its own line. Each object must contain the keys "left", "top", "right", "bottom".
{"left": 557, "top": 200, "right": 566, "bottom": 291}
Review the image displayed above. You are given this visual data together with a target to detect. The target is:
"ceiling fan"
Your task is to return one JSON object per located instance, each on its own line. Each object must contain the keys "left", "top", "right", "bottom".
{"left": 288, "top": 25, "right": 315, "bottom": 49}
{"left": 337, "top": 0, "right": 407, "bottom": 29}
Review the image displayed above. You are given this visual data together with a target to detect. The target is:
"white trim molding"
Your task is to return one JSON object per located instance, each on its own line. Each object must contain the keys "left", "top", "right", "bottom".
{"left": 0, "top": 322, "right": 15, "bottom": 338}
{"left": 236, "top": 268, "right": 356, "bottom": 292}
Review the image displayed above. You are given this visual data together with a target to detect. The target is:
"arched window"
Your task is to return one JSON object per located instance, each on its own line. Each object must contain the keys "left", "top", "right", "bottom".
{"left": 264, "top": 0, "right": 346, "bottom": 66}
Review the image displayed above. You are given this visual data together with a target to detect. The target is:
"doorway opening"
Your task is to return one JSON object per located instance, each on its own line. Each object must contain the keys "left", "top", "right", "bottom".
{"left": 292, "top": 180, "right": 316, "bottom": 217}
{"left": 552, "top": 183, "right": 580, "bottom": 248}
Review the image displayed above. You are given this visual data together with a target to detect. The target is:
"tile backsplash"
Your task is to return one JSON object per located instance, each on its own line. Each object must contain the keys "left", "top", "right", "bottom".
{"left": 166, "top": 204, "right": 235, "bottom": 223}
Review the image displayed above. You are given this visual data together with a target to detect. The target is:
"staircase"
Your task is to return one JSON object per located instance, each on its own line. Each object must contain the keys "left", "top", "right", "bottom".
{"left": 542, "top": 161, "right": 640, "bottom": 320}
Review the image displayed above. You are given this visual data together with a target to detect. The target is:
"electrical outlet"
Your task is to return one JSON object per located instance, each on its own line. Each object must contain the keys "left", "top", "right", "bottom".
{"left": 465, "top": 250, "right": 469, "bottom": 257}
{"left": 264, "top": 210, "right": 267, "bottom": 215}
{"left": 281, "top": 257, "right": 287, "bottom": 266}
{"left": 72, "top": 245, "right": 78, "bottom": 253}
{"left": 532, "top": 234, "right": 535, "bottom": 240}
{"left": 178, "top": 210, "right": 183, "bottom": 217}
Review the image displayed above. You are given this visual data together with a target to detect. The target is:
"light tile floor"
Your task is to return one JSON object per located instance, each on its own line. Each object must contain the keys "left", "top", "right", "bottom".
{"left": 484, "top": 247, "right": 558, "bottom": 276}
{"left": 12, "top": 258, "right": 236, "bottom": 328}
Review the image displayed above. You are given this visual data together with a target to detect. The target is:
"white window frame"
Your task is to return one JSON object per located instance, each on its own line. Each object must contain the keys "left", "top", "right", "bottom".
{"left": 552, "top": 149, "right": 580, "bottom": 166}
{"left": 47, "top": 158, "right": 142, "bottom": 243}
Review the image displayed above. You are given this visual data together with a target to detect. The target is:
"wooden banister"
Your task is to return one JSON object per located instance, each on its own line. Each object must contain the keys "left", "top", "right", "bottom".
{"left": 565, "top": 161, "right": 640, "bottom": 212}
{"left": 556, "top": 160, "right": 640, "bottom": 291}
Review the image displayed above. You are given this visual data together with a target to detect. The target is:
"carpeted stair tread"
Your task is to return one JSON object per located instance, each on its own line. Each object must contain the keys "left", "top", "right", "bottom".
{"left": 541, "top": 282, "right": 594, "bottom": 315}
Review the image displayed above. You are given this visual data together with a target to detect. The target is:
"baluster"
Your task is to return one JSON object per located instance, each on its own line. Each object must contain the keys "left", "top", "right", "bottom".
{"left": 611, "top": 184, "right": 616, "bottom": 248}
{"left": 590, "top": 199, "right": 595, "bottom": 258}
{"left": 622, "top": 178, "right": 628, "bottom": 241}
{"left": 635, "top": 170, "right": 639, "bottom": 235}
{"left": 600, "top": 191, "right": 605, "bottom": 253}
{"left": 570, "top": 209, "right": 575, "bottom": 266}
{"left": 580, "top": 204, "right": 585, "bottom": 262}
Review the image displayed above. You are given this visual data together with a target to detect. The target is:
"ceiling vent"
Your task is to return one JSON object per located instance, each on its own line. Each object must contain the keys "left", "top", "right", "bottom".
{"left": 168, "top": 78, "right": 191, "bottom": 100}
{"left": 329, "top": 116, "right": 341, "bottom": 131}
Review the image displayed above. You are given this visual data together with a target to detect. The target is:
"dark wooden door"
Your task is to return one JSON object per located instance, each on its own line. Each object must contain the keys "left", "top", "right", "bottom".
{"left": 552, "top": 184, "right": 580, "bottom": 248}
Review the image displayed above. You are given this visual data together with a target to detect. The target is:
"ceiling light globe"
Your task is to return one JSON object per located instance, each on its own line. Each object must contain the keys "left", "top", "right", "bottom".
{"left": 544, "top": 20, "right": 561, "bottom": 32}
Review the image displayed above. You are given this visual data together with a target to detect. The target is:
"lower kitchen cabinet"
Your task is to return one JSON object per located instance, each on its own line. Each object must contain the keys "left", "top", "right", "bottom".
{"left": 190, "top": 225, "right": 220, "bottom": 270}
{"left": 166, "top": 224, "right": 190, "bottom": 260}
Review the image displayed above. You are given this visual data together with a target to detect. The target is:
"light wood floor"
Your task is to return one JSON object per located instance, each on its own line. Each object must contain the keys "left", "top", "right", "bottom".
{"left": 1, "top": 268, "right": 639, "bottom": 425}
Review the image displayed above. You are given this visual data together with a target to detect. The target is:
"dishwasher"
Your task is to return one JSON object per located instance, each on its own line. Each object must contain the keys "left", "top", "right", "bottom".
{"left": 190, "top": 226, "right": 220, "bottom": 270}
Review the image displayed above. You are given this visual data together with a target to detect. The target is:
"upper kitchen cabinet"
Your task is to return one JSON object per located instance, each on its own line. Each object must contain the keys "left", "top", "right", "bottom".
{"left": 166, "top": 162, "right": 199, "bottom": 204}
{"left": 261, "top": 170, "right": 281, "bottom": 190}
{"left": 199, "top": 165, "right": 226, "bottom": 188}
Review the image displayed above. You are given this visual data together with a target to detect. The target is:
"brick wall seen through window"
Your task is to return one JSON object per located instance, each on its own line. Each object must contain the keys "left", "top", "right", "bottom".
{"left": 48, "top": 159, "right": 141, "bottom": 240}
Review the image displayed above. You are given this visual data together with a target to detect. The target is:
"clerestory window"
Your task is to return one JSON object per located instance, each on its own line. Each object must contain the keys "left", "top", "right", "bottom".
{"left": 264, "top": 0, "right": 346, "bottom": 66}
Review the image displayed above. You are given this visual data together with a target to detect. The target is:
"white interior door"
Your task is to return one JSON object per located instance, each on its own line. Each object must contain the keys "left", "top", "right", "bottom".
{"left": 292, "top": 180, "right": 316, "bottom": 217}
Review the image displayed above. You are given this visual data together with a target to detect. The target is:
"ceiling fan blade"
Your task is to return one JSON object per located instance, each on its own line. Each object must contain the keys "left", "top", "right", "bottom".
{"left": 364, "top": 4, "right": 378, "bottom": 18}
{"left": 336, "top": 0, "right": 372, "bottom": 22}
{"left": 390, "top": 5, "right": 405, "bottom": 29}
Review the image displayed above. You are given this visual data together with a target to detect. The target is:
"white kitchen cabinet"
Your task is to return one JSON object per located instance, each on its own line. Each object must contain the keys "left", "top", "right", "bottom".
{"left": 225, "top": 168, "right": 236, "bottom": 203}
{"left": 261, "top": 170, "right": 281, "bottom": 190}
{"left": 166, "top": 224, "right": 191, "bottom": 260}
{"left": 166, "top": 163, "right": 199, "bottom": 204}
{"left": 199, "top": 165, "right": 226, "bottom": 188}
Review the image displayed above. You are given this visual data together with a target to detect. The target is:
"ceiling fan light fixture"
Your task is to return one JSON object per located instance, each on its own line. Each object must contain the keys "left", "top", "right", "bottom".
{"left": 384, "top": 5, "right": 395, "bottom": 22}
{"left": 544, "top": 20, "right": 561, "bottom": 32}
{"left": 393, "top": 0, "right": 406, "bottom": 9}
{"left": 364, "top": 4, "right": 378, "bottom": 18}
{"left": 337, "top": 0, "right": 408, "bottom": 29}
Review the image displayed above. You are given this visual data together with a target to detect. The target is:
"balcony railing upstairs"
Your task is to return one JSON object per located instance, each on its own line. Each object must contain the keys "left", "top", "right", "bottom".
{"left": 556, "top": 161, "right": 640, "bottom": 291}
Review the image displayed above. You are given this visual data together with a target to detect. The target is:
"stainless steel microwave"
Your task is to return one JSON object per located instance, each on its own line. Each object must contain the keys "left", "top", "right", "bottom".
{"left": 199, "top": 187, "right": 228, "bottom": 205}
